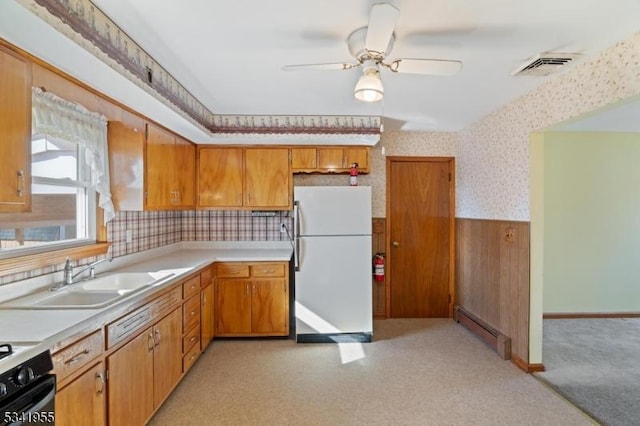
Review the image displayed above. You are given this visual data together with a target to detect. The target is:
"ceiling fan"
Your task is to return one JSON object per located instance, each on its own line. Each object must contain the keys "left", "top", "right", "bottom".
{"left": 282, "top": 3, "right": 463, "bottom": 102}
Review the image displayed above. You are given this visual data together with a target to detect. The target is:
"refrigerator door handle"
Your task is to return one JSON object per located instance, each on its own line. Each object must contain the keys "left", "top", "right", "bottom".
{"left": 294, "top": 201, "right": 300, "bottom": 271}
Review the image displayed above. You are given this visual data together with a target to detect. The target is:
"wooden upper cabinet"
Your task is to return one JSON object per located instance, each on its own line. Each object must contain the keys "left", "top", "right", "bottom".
{"left": 197, "top": 147, "right": 291, "bottom": 210}
{"left": 175, "top": 136, "right": 196, "bottom": 207}
{"left": 198, "top": 147, "right": 243, "bottom": 208}
{"left": 291, "top": 148, "right": 317, "bottom": 170}
{"left": 291, "top": 146, "right": 370, "bottom": 174}
{"left": 145, "top": 124, "right": 177, "bottom": 209}
{"left": 245, "top": 148, "right": 291, "bottom": 209}
{"left": 344, "top": 147, "right": 369, "bottom": 171}
{"left": 0, "top": 46, "right": 32, "bottom": 213}
{"left": 109, "top": 121, "right": 195, "bottom": 211}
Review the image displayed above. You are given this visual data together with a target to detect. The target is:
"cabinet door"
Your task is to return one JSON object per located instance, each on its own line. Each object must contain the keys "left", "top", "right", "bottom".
{"left": 153, "top": 308, "right": 182, "bottom": 408}
{"left": 252, "top": 279, "right": 289, "bottom": 335}
{"left": 198, "top": 147, "right": 243, "bottom": 207}
{"left": 201, "top": 284, "right": 214, "bottom": 347}
{"left": 317, "top": 148, "right": 344, "bottom": 171}
{"left": 344, "top": 147, "right": 369, "bottom": 171}
{"left": 216, "top": 279, "right": 251, "bottom": 335}
{"left": 291, "top": 148, "right": 317, "bottom": 171}
{"left": 55, "top": 362, "right": 106, "bottom": 426}
{"left": 245, "top": 148, "right": 291, "bottom": 209}
{"left": 0, "top": 47, "right": 31, "bottom": 212}
{"left": 107, "top": 328, "right": 154, "bottom": 426}
{"left": 107, "top": 120, "right": 145, "bottom": 211}
{"left": 175, "top": 136, "right": 195, "bottom": 207}
{"left": 145, "top": 123, "right": 175, "bottom": 209}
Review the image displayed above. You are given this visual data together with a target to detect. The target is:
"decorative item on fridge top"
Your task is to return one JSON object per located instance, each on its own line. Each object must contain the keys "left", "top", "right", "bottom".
{"left": 349, "top": 163, "right": 359, "bottom": 186}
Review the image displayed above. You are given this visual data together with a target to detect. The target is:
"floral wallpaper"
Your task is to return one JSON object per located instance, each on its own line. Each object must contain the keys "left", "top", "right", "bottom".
{"left": 457, "top": 32, "right": 640, "bottom": 221}
{"left": 294, "top": 130, "right": 457, "bottom": 217}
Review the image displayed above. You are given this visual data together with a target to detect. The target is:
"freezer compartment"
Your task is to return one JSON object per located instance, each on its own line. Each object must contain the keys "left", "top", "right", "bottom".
{"left": 294, "top": 186, "right": 371, "bottom": 236}
{"left": 295, "top": 235, "right": 372, "bottom": 336}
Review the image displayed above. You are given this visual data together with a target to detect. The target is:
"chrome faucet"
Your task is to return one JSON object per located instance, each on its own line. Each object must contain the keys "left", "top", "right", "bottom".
{"left": 52, "top": 257, "right": 113, "bottom": 291}
{"left": 71, "top": 258, "right": 113, "bottom": 282}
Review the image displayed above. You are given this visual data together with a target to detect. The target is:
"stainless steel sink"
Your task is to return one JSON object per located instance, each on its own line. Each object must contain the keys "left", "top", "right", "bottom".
{"left": 0, "top": 271, "right": 174, "bottom": 309}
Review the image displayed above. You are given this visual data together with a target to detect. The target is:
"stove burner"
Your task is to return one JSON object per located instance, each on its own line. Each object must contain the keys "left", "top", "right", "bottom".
{"left": 0, "top": 344, "right": 12, "bottom": 361}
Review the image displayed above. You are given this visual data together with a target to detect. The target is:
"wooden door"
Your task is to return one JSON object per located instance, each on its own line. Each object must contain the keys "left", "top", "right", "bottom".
{"left": 0, "top": 46, "right": 31, "bottom": 213}
{"left": 387, "top": 157, "right": 454, "bottom": 318}
{"left": 216, "top": 279, "right": 251, "bottom": 334}
{"left": 197, "top": 147, "right": 243, "bottom": 207}
{"left": 175, "top": 136, "right": 195, "bottom": 207}
{"left": 107, "top": 328, "right": 154, "bottom": 426}
{"left": 152, "top": 308, "right": 182, "bottom": 408}
{"left": 244, "top": 148, "right": 291, "bottom": 209}
{"left": 251, "top": 279, "right": 288, "bottom": 335}
{"left": 201, "top": 284, "right": 214, "bottom": 346}
{"left": 55, "top": 362, "right": 105, "bottom": 426}
{"left": 145, "top": 123, "right": 175, "bottom": 208}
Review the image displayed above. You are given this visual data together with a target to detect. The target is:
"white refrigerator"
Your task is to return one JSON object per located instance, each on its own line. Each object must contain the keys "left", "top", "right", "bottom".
{"left": 293, "top": 186, "right": 372, "bottom": 343}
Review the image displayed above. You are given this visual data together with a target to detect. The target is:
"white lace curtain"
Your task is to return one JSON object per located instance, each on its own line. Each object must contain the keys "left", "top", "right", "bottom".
{"left": 31, "top": 87, "right": 115, "bottom": 223}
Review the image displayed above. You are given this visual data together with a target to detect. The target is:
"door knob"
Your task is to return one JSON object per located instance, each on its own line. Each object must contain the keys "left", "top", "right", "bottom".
{"left": 392, "top": 241, "right": 399, "bottom": 247}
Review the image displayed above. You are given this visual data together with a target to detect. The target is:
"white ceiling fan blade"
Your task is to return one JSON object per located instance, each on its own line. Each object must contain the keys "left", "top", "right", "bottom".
{"left": 365, "top": 3, "right": 399, "bottom": 54}
{"left": 282, "top": 63, "right": 359, "bottom": 71}
{"left": 389, "top": 59, "right": 462, "bottom": 76}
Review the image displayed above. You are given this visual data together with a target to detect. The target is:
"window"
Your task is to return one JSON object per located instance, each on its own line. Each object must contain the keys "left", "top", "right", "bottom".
{"left": 0, "top": 87, "right": 113, "bottom": 258}
{"left": 0, "top": 134, "right": 96, "bottom": 253}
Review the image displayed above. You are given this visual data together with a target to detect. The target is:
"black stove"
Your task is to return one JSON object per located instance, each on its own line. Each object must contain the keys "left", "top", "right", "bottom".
{"left": 0, "top": 349, "right": 55, "bottom": 425}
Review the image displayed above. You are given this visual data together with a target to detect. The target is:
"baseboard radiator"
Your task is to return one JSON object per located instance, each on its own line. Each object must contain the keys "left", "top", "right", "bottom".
{"left": 454, "top": 305, "right": 511, "bottom": 360}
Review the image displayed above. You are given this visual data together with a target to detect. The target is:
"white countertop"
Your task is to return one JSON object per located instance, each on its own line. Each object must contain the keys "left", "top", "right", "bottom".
{"left": 0, "top": 241, "right": 293, "bottom": 371}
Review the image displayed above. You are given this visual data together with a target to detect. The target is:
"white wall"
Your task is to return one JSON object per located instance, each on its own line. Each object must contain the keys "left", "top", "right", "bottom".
{"left": 543, "top": 131, "right": 640, "bottom": 313}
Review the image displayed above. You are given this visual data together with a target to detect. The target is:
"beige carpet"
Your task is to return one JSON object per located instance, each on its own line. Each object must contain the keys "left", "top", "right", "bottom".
{"left": 149, "top": 319, "right": 594, "bottom": 426}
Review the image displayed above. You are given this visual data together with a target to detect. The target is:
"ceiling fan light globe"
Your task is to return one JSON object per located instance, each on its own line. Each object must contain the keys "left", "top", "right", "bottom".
{"left": 354, "top": 73, "right": 384, "bottom": 102}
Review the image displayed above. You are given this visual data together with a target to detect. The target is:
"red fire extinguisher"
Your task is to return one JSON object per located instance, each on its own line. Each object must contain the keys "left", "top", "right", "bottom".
{"left": 373, "top": 253, "right": 385, "bottom": 282}
{"left": 349, "top": 162, "right": 359, "bottom": 186}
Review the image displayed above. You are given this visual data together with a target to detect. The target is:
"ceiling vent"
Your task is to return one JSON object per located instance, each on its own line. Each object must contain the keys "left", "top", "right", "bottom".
{"left": 511, "top": 52, "right": 582, "bottom": 76}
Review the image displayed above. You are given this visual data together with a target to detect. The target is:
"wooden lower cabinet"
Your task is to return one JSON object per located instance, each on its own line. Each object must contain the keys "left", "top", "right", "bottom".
{"left": 201, "top": 283, "right": 215, "bottom": 347}
{"left": 215, "top": 262, "right": 289, "bottom": 337}
{"left": 107, "top": 308, "right": 182, "bottom": 426}
{"left": 55, "top": 362, "right": 106, "bottom": 426}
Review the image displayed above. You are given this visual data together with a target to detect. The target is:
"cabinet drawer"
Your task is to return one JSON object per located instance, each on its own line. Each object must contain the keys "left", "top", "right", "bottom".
{"left": 182, "top": 275, "right": 201, "bottom": 299}
{"left": 251, "top": 263, "right": 286, "bottom": 277}
{"left": 107, "top": 305, "right": 152, "bottom": 348}
{"left": 200, "top": 267, "right": 213, "bottom": 288}
{"left": 150, "top": 287, "right": 182, "bottom": 319}
{"left": 183, "top": 295, "right": 200, "bottom": 332}
{"left": 53, "top": 330, "right": 103, "bottom": 381}
{"left": 216, "top": 263, "right": 250, "bottom": 278}
{"left": 182, "top": 342, "right": 200, "bottom": 373}
{"left": 182, "top": 324, "right": 200, "bottom": 353}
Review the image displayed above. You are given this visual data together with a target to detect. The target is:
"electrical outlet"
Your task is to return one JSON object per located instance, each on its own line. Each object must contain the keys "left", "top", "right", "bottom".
{"left": 126, "top": 229, "right": 133, "bottom": 243}
{"left": 280, "top": 223, "right": 287, "bottom": 233}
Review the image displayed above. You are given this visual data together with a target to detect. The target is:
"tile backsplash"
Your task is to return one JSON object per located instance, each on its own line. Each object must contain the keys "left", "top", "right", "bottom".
{"left": 108, "top": 210, "right": 292, "bottom": 259}
{"left": 0, "top": 209, "right": 292, "bottom": 286}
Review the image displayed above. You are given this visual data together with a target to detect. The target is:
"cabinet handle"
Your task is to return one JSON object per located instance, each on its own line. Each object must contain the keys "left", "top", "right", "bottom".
{"left": 246, "top": 193, "right": 251, "bottom": 204}
{"left": 147, "top": 332, "right": 154, "bottom": 351}
{"left": 237, "top": 194, "right": 241, "bottom": 205}
{"left": 246, "top": 283, "right": 249, "bottom": 296}
{"left": 96, "top": 371, "right": 105, "bottom": 395}
{"left": 64, "top": 349, "right": 90, "bottom": 365}
{"left": 16, "top": 170, "right": 25, "bottom": 197}
{"left": 190, "top": 310, "right": 196, "bottom": 317}
{"left": 190, "top": 336, "right": 196, "bottom": 342}
{"left": 154, "top": 329, "right": 161, "bottom": 347}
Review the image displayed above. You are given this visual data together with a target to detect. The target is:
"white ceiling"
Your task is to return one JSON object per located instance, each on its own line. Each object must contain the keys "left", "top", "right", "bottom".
{"left": 2, "top": 0, "right": 640, "bottom": 140}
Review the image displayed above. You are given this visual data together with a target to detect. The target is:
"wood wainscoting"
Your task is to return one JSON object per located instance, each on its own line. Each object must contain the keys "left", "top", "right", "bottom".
{"left": 456, "top": 218, "right": 530, "bottom": 365}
